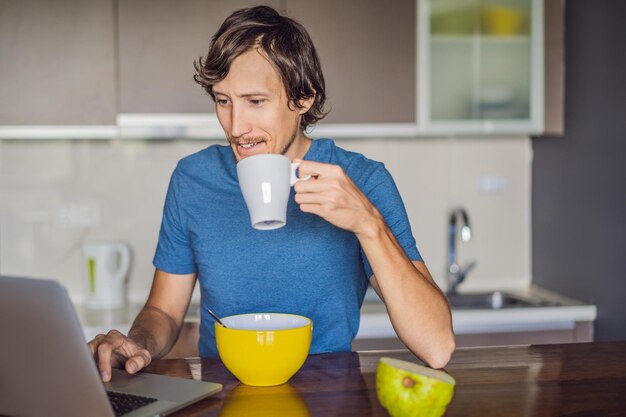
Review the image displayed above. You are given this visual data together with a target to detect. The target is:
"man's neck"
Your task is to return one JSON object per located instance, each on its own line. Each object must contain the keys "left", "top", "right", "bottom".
{"left": 285, "top": 133, "right": 312, "bottom": 161}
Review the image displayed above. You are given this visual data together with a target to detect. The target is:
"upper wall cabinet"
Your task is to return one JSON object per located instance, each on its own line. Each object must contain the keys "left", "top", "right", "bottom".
{"left": 286, "top": 0, "right": 415, "bottom": 125}
{"left": 119, "top": 0, "right": 416, "bottom": 138}
{"left": 0, "top": 0, "right": 117, "bottom": 137}
{"left": 418, "top": 0, "right": 544, "bottom": 134}
{"left": 0, "top": 0, "right": 560, "bottom": 139}
{"left": 118, "top": 0, "right": 281, "bottom": 114}
{"left": 115, "top": 0, "right": 556, "bottom": 138}
{"left": 116, "top": 0, "right": 282, "bottom": 138}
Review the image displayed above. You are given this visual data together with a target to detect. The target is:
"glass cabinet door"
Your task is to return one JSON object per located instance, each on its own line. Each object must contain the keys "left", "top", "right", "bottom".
{"left": 420, "top": 0, "right": 542, "bottom": 132}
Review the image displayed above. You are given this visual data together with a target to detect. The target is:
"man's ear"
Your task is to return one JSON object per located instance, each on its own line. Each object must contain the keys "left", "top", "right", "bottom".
{"left": 297, "top": 94, "right": 316, "bottom": 114}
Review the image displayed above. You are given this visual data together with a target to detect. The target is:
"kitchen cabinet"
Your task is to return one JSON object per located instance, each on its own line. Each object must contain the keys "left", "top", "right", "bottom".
{"left": 285, "top": 0, "right": 415, "bottom": 125}
{"left": 0, "top": 0, "right": 562, "bottom": 139}
{"left": 117, "top": 0, "right": 281, "bottom": 115}
{"left": 116, "top": 0, "right": 415, "bottom": 138}
{"left": 118, "top": 0, "right": 554, "bottom": 138}
{"left": 115, "top": 0, "right": 282, "bottom": 138}
{"left": 419, "top": 0, "right": 544, "bottom": 134}
{"left": 0, "top": 0, "right": 117, "bottom": 130}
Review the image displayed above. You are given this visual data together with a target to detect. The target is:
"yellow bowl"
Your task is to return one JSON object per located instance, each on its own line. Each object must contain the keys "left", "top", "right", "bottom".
{"left": 215, "top": 313, "right": 313, "bottom": 386}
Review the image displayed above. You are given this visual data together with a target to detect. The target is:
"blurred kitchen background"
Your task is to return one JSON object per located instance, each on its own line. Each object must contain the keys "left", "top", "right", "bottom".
{"left": 0, "top": 0, "right": 624, "bottom": 346}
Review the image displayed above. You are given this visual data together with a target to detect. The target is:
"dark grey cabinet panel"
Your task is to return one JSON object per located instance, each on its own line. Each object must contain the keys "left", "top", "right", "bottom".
{"left": 117, "top": 0, "right": 282, "bottom": 114}
{"left": 286, "top": 0, "right": 416, "bottom": 124}
{"left": 0, "top": 0, "right": 116, "bottom": 125}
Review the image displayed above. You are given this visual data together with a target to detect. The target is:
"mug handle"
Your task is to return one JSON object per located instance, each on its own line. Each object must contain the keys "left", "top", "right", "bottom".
{"left": 290, "top": 162, "right": 311, "bottom": 186}
{"left": 111, "top": 243, "right": 131, "bottom": 283}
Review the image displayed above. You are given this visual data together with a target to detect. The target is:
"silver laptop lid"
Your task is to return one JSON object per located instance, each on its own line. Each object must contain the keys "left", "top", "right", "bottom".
{"left": 0, "top": 275, "right": 116, "bottom": 417}
{"left": 0, "top": 276, "right": 222, "bottom": 417}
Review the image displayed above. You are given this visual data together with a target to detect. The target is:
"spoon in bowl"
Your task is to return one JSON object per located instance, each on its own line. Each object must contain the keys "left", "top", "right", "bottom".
{"left": 207, "top": 308, "right": 227, "bottom": 328}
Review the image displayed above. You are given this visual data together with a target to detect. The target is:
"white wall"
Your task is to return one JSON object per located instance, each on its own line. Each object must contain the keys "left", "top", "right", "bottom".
{"left": 0, "top": 136, "right": 531, "bottom": 302}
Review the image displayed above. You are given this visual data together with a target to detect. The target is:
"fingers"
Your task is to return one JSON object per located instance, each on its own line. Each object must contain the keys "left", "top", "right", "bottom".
{"left": 125, "top": 349, "right": 152, "bottom": 374}
{"left": 294, "top": 180, "right": 345, "bottom": 212}
{"left": 294, "top": 190, "right": 335, "bottom": 206}
{"left": 96, "top": 331, "right": 126, "bottom": 382}
{"left": 294, "top": 163, "right": 347, "bottom": 195}
{"left": 89, "top": 329, "right": 146, "bottom": 382}
{"left": 295, "top": 192, "right": 339, "bottom": 220}
{"left": 88, "top": 333, "right": 105, "bottom": 356}
{"left": 298, "top": 203, "right": 323, "bottom": 217}
{"left": 295, "top": 160, "right": 343, "bottom": 179}
{"left": 293, "top": 160, "right": 378, "bottom": 233}
{"left": 293, "top": 162, "right": 351, "bottom": 213}
{"left": 294, "top": 167, "right": 353, "bottom": 204}
{"left": 293, "top": 177, "right": 328, "bottom": 193}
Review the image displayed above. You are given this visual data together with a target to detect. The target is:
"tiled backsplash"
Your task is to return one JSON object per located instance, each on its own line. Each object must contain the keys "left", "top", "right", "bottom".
{"left": 0, "top": 136, "right": 531, "bottom": 302}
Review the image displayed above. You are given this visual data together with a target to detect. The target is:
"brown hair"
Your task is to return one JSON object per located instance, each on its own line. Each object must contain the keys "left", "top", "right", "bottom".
{"left": 193, "top": 6, "right": 327, "bottom": 131}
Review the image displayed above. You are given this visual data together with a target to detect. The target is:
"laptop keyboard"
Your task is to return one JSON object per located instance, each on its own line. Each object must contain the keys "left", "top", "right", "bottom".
{"left": 107, "top": 391, "right": 158, "bottom": 416}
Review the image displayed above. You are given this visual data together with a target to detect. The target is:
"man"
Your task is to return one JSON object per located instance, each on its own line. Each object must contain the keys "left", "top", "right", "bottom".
{"left": 89, "top": 5, "right": 454, "bottom": 382}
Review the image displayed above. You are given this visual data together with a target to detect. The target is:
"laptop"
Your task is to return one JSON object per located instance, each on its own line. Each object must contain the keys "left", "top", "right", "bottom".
{"left": 0, "top": 275, "right": 222, "bottom": 417}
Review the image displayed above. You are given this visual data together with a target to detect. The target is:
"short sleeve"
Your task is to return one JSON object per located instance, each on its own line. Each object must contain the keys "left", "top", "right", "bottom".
{"left": 153, "top": 165, "right": 197, "bottom": 274}
{"left": 357, "top": 164, "right": 422, "bottom": 279}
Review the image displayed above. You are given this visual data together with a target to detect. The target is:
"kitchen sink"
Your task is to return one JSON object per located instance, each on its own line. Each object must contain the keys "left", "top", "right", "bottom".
{"left": 446, "top": 291, "right": 561, "bottom": 310}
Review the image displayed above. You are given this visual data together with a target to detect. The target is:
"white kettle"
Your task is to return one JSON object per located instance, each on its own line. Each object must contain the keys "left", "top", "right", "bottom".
{"left": 82, "top": 241, "right": 132, "bottom": 309}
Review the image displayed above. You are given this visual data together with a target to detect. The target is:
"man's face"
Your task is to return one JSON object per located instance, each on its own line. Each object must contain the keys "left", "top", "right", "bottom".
{"left": 212, "top": 49, "right": 310, "bottom": 161}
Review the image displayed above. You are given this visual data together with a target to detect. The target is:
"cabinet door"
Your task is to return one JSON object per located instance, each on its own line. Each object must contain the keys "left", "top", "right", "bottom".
{"left": 0, "top": 0, "right": 116, "bottom": 125}
{"left": 117, "top": 0, "right": 282, "bottom": 114}
{"left": 286, "top": 0, "right": 416, "bottom": 124}
{"left": 422, "top": 0, "right": 542, "bottom": 133}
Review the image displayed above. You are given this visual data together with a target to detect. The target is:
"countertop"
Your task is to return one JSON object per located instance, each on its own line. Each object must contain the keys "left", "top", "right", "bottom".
{"left": 78, "top": 285, "right": 597, "bottom": 341}
{"left": 142, "top": 341, "right": 626, "bottom": 416}
{"left": 358, "top": 285, "right": 597, "bottom": 338}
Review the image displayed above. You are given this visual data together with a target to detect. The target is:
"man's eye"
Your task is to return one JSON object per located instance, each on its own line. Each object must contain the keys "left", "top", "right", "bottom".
{"left": 216, "top": 99, "right": 229, "bottom": 106}
{"left": 250, "top": 99, "right": 265, "bottom": 105}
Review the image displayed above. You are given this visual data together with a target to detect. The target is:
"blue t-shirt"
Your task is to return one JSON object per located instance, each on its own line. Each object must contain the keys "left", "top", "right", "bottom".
{"left": 153, "top": 138, "right": 422, "bottom": 357}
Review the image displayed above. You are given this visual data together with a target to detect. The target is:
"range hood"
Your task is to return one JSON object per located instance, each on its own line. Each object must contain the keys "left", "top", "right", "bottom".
{"left": 117, "top": 114, "right": 225, "bottom": 139}
{"left": 0, "top": 113, "right": 417, "bottom": 140}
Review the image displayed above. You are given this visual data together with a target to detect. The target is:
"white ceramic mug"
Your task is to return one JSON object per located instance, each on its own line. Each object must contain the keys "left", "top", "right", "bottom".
{"left": 82, "top": 241, "right": 131, "bottom": 309}
{"left": 236, "top": 154, "right": 309, "bottom": 230}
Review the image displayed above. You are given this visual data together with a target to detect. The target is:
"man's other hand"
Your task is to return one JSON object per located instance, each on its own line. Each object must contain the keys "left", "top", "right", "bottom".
{"left": 294, "top": 160, "right": 383, "bottom": 235}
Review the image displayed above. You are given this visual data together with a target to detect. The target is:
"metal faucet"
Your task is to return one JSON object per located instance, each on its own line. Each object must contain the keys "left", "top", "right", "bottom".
{"left": 447, "top": 207, "right": 476, "bottom": 295}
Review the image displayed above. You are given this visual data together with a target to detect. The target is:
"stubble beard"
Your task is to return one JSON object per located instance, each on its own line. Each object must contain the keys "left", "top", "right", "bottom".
{"left": 279, "top": 125, "right": 299, "bottom": 156}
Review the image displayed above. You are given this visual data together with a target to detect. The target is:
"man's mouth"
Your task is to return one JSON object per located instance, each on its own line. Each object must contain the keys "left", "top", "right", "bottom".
{"left": 233, "top": 139, "right": 267, "bottom": 158}
{"left": 240, "top": 142, "right": 261, "bottom": 149}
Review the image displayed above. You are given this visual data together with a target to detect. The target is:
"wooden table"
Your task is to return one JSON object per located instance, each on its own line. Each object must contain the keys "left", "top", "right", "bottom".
{"left": 144, "top": 341, "right": 626, "bottom": 416}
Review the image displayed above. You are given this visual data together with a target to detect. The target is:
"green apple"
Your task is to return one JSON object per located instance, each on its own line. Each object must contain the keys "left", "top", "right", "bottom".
{"left": 376, "top": 357, "right": 455, "bottom": 417}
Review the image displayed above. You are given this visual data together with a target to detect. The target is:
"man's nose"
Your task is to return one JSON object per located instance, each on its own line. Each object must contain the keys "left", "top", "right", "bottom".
{"left": 230, "top": 105, "right": 252, "bottom": 138}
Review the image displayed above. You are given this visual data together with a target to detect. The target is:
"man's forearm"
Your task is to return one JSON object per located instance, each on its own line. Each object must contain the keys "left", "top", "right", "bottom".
{"left": 357, "top": 218, "right": 455, "bottom": 368}
{"left": 128, "top": 305, "right": 181, "bottom": 359}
